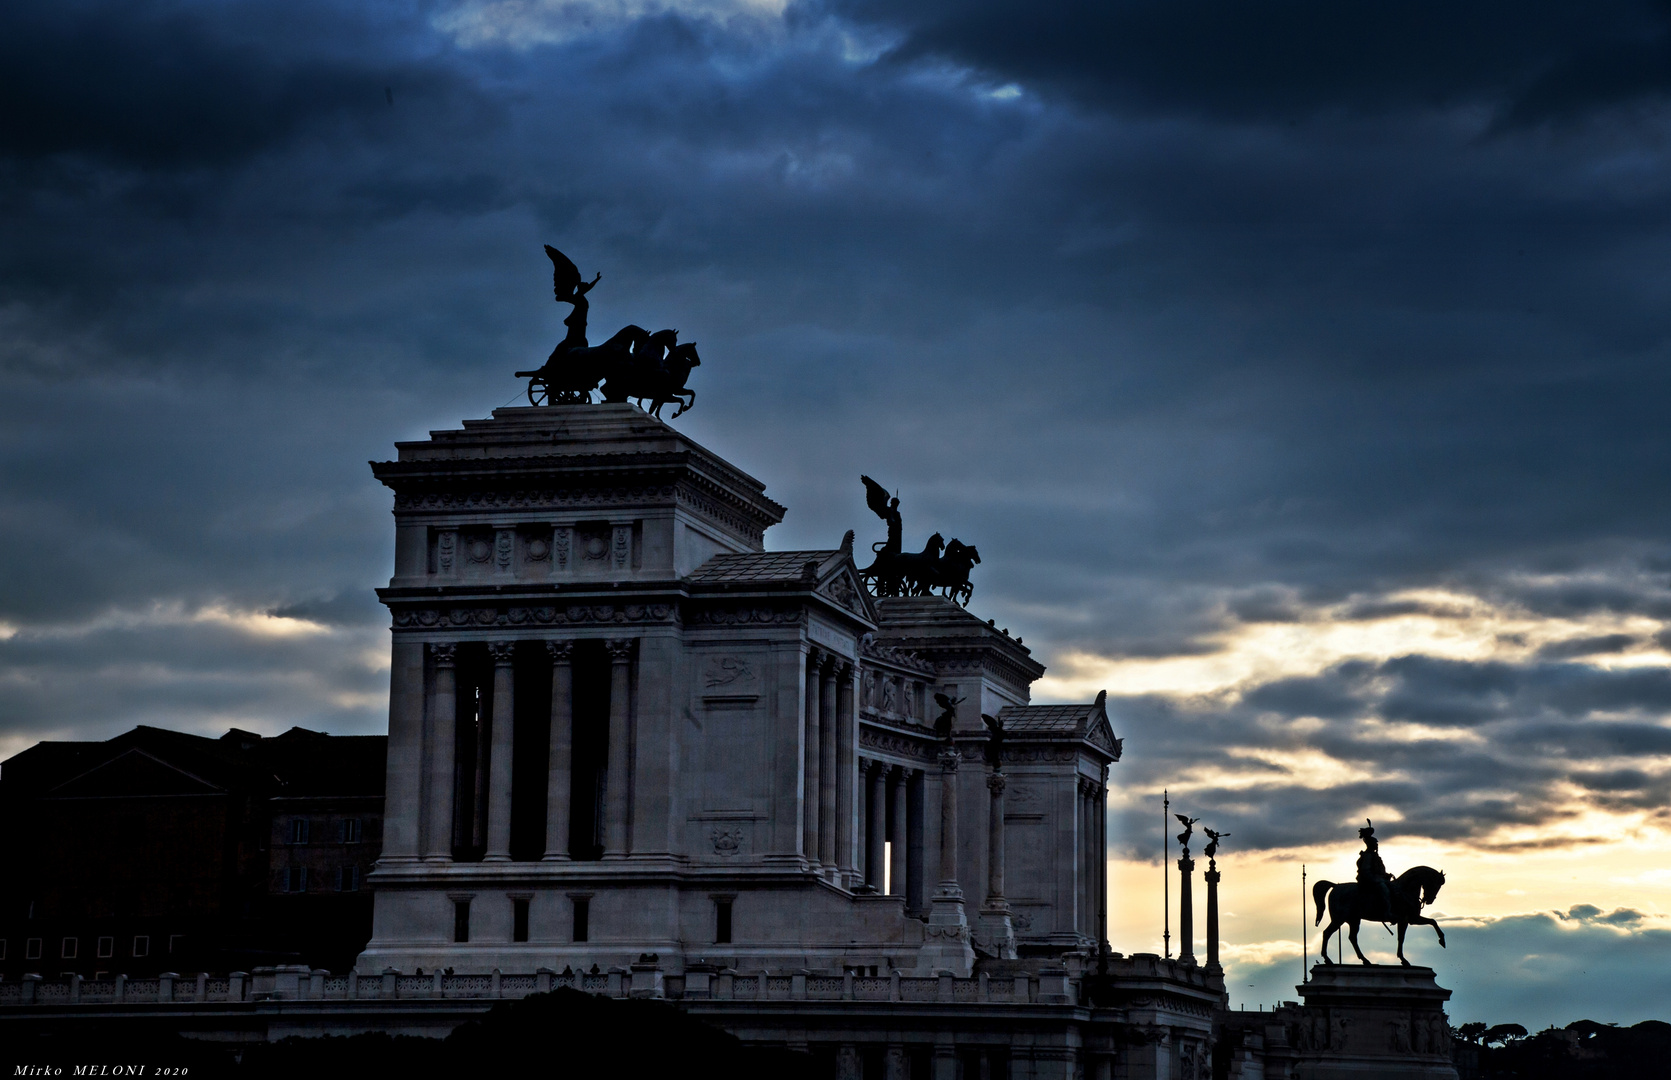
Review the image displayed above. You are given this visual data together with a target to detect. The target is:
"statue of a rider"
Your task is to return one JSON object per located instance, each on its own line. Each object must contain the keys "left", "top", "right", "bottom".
{"left": 1356, "top": 819, "right": 1396, "bottom": 921}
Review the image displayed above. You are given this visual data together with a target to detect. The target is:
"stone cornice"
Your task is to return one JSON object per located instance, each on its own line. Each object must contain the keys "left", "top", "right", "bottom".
{"left": 370, "top": 454, "right": 784, "bottom": 545}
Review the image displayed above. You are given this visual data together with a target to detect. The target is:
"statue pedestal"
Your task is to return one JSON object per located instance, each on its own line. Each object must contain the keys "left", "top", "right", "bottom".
{"left": 974, "top": 904, "right": 1017, "bottom": 960}
{"left": 1283, "top": 965, "right": 1458, "bottom": 1080}
{"left": 918, "top": 882, "right": 975, "bottom": 976}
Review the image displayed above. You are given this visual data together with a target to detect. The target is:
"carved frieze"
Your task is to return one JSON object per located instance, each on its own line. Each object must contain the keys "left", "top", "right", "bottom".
{"left": 687, "top": 606, "right": 804, "bottom": 627}
{"left": 858, "top": 727, "right": 936, "bottom": 763}
{"left": 392, "top": 602, "right": 677, "bottom": 629}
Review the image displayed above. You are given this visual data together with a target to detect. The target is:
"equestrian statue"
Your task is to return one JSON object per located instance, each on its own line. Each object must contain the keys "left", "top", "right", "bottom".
{"left": 856, "top": 475, "right": 980, "bottom": 605}
{"left": 1312, "top": 819, "right": 1447, "bottom": 967}
{"left": 514, "top": 245, "right": 700, "bottom": 417}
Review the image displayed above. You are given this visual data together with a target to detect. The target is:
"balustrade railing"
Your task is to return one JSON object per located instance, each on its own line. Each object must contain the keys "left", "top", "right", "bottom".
{"left": 0, "top": 956, "right": 1239, "bottom": 1008}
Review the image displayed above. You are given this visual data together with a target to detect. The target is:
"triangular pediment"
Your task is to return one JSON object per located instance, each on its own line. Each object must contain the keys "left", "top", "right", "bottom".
{"left": 1085, "top": 690, "right": 1122, "bottom": 762}
{"left": 817, "top": 561, "right": 876, "bottom": 622}
{"left": 49, "top": 748, "right": 225, "bottom": 798}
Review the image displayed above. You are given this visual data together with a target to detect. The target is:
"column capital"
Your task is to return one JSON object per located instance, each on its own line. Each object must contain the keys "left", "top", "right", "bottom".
{"left": 820, "top": 652, "right": 839, "bottom": 675}
{"left": 938, "top": 749, "right": 960, "bottom": 774}
{"left": 430, "top": 643, "right": 457, "bottom": 667}
{"left": 605, "top": 638, "right": 636, "bottom": 662}
{"left": 545, "top": 639, "right": 574, "bottom": 662}
{"left": 985, "top": 772, "right": 1006, "bottom": 795}
{"left": 488, "top": 641, "right": 516, "bottom": 665}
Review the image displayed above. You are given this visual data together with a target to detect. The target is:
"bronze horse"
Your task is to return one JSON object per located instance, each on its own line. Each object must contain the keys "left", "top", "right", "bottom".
{"left": 1313, "top": 865, "right": 1447, "bottom": 967}
{"left": 928, "top": 539, "right": 980, "bottom": 605}
{"left": 520, "top": 326, "right": 698, "bottom": 417}
{"left": 626, "top": 340, "right": 700, "bottom": 418}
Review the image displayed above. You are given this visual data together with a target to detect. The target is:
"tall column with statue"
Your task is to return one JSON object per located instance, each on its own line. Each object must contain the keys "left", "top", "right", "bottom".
{"left": 1176, "top": 813, "right": 1199, "bottom": 965}
{"left": 976, "top": 713, "right": 1016, "bottom": 959}
{"left": 918, "top": 694, "right": 974, "bottom": 974}
{"left": 1204, "top": 827, "right": 1228, "bottom": 973}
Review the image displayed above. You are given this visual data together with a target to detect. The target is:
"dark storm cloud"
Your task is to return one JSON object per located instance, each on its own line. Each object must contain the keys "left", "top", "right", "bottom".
{"left": 839, "top": 0, "right": 1671, "bottom": 125}
{"left": 0, "top": 0, "right": 456, "bottom": 171}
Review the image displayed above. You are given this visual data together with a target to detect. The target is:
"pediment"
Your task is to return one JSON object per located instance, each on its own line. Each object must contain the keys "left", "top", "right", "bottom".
{"left": 817, "top": 562, "right": 877, "bottom": 622}
{"left": 1085, "top": 690, "right": 1122, "bottom": 762}
{"left": 49, "top": 748, "right": 225, "bottom": 798}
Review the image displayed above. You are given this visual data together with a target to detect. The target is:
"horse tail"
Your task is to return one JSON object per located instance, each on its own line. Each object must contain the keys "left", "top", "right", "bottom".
{"left": 1313, "top": 880, "right": 1335, "bottom": 925}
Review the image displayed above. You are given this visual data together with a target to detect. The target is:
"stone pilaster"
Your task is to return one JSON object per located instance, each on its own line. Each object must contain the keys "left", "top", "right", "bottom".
{"left": 919, "top": 749, "right": 973, "bottom": 975}
{"left": 382, "top": 640, "right": 426, "bottom": 861}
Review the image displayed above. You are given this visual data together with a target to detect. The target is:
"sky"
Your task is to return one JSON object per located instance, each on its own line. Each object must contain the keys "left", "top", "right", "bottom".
{"left": 6, "top": 0, "right": 1671, "bottom": 1030}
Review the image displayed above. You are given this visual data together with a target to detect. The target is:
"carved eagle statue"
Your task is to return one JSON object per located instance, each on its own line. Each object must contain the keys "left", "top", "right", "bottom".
{"left": 932, "top": 692, "right": 964, "bottom": 742}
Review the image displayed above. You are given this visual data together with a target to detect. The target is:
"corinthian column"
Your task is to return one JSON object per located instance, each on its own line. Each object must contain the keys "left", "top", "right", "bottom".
{"left": 424, "top": 644, "right": 457, "bottom": 861}
{"left": 803, "top": 649, "right": 821, "bottom": 869}
{"left": 986, "top": 772, "right": 1006, "bottom": 904}
{"left": 483, "top": 641, "right": 516, "bottom": 861}
{"left": 604, "top": 638, "right": 635, "bottom": 856}
{"left": 836, "top": 663, "right": 857, "bottom": 884}
{"left": 818, "top": 657, "right": 838, "bottom": 873}
{"left": 543, "top": 640, "right": 574, "bottom": 860}
{"left": 888, "top": 767, "right": 908, "bottom": 898}
{"left": 866, "top": 761, "right": 887, "bottom": 889}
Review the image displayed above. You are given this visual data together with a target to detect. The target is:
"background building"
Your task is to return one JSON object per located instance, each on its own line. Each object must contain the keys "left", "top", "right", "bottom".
{"left": 0, "top": 725, "right": 384, "bottom": 978}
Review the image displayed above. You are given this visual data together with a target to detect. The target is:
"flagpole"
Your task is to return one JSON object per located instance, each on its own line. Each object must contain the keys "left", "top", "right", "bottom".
{"left": 1301, "top": 863, "right": 1308, "bottom": 983}
{"left": 1163, "top": 789, "right": 1170, "bottom": 959}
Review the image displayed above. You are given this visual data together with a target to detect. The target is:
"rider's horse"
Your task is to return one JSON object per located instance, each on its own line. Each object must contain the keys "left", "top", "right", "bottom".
{"left": 1313, "top": 865, "right": 1447, "bottom": 966}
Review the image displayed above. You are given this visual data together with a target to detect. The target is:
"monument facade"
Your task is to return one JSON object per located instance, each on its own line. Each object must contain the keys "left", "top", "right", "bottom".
{"left": 359, "top": 403, "right": 1120, "bottom": 979}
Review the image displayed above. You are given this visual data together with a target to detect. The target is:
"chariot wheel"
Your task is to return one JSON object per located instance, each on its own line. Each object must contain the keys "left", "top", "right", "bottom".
{"left": 526, "top": 376, "right": 551, "bottom": 407}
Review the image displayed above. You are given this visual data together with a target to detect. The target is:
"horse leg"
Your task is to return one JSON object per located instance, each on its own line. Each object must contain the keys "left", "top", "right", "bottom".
{"left": 1347, "top": 919, "right": 1371, "bottom": 965}
{"left": 1319, "top": 918, "right": 1340, "bottom": 964}
{"left": 1397, "top": 923, "right": 1409, "bottom": 967}
{"left": 1413, "top": 915, "right": 1446, "bottom": 949}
